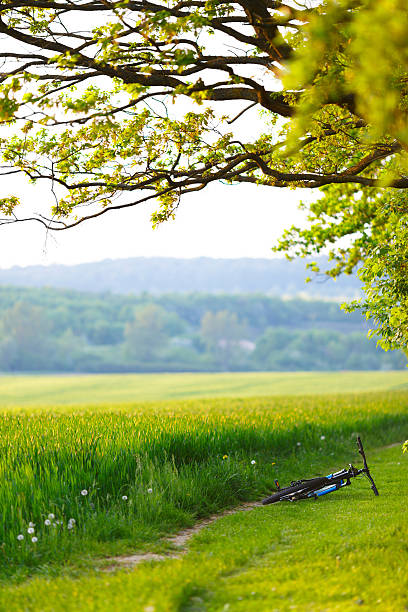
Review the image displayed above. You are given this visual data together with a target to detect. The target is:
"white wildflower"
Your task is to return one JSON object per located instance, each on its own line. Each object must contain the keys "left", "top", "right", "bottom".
{"left": 67, "top": 517, "right": 76, "bottom": 530}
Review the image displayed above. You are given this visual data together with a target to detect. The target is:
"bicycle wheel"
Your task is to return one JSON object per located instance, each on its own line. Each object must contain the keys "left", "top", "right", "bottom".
{"left": 262, "top": 476, "right": 329, "bottom": 505}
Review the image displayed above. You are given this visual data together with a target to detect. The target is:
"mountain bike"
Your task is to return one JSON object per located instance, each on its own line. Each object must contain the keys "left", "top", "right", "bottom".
{"left": 262, "top": 436, "right": 379, "bottom": 505}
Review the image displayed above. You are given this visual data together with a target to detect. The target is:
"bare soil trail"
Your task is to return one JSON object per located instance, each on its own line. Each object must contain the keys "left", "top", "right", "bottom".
{"left": 102, "top": 501, "right": 261, "bottom": 571}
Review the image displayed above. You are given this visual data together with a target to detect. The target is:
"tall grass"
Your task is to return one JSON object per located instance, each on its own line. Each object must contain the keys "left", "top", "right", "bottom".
{"left": 1, "top": 392, "right": 407, "bottom": 578}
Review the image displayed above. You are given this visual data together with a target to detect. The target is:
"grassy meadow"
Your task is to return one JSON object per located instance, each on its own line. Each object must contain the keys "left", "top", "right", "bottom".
{"left": 0, "top": 372, "right": 407, "bottom": 610}
{"left": 3, "top": 444, "right": 406, "bottom": 611}
{"left": 0, "top": 370, "right": 407, "bottom": 406}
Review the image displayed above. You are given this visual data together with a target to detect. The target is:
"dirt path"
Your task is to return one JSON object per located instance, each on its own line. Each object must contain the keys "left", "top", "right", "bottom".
{"left": 102, "top": 501, "right": 261, "bottom": 571}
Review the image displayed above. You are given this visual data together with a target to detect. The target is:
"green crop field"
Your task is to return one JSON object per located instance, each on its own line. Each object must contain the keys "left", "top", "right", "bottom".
{"left": 0, "top": 373, "right": 407, "bottom": 610}
{"left": 0, "top": 370, "right": 407, "bottom": 407}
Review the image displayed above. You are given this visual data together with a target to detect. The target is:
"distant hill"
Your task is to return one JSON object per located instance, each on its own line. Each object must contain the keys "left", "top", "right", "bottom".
{"left": 0, "top": 257, "right": 362, "bottom": 298}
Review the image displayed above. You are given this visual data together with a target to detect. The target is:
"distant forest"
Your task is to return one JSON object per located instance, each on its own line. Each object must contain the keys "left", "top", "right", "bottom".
{"left": 0, "top": 286, "right": 404, "bottom": 373}
{"left": 0, "top": 257, "right": 362, "bottom": 298}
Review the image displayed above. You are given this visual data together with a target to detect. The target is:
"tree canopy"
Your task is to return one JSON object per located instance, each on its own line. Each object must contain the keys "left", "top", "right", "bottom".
{"left": 0, "top": 0, "right": 407, "bottom": 348}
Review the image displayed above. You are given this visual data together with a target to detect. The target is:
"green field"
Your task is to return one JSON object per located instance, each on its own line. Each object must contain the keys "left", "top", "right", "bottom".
{"left": 1, "top": 373, "right": 407, "bottom": 610}
{"left": 0, "top": 370, "right": 407, "bottom": 406}
{"left": 2, "top": 444, "right": 406, "bottom": 611}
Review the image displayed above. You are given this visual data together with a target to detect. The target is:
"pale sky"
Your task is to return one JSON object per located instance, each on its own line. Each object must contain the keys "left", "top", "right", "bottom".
{"left": 0, "top": 179, "right": 310, "bottom": 269}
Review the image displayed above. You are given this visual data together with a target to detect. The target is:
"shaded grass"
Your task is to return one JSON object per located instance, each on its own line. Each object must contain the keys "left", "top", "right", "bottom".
{"left": 0, "top": 370, "right": 407, "bottom": 407}
{"left": 1, "top": 391, "right": 407, "bottom": 581}
{"left": 1, "top": 445, "right": 406, "bottom": 611}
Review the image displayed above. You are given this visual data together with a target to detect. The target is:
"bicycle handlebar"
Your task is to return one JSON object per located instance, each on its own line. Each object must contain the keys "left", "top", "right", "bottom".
{"left": 357, "top": 436, "right": 368, "bottom": 470}
{"left": 357, "top": 436, "right": 379, "bottom": 496}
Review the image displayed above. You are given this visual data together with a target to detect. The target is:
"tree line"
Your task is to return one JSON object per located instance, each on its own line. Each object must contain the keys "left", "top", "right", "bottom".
{"left": 0, "top": 287, "right": 404, "bottom": 373}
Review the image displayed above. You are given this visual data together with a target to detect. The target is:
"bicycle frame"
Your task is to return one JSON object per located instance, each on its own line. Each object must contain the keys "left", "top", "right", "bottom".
{"left": 298, "top": 464, "right": 361, "bottom": 500}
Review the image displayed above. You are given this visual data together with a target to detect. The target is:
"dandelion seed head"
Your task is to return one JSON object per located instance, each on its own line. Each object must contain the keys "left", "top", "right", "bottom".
{"left": 320, "top": 435, "right": 326, "bottom": 440}
{"left": 67, "top": 523, "right": 73, "bottom": 530}
{"left": 44, "top": 519, "right": 51, "bottom": 526}
{"left": 68, "top": 518, "right": 75, "bottom": 524}
{"left": 31, "top": 537, "right": 38, "bottom": 543}
{"left": 28, "top": 522, "right": 35, "bottom": 528}
{"left": 122, "top": 495, "right": 128, "bottom": 501}
{"left": 251, "top": 460, "right": 256, "bottom": 465}
{"left": 17, "top": 534, "right": 24, "bottom": 541}
{"left": 81, "top": 489, "right": 88, "bottom": 496}
{"left": 297, "top": 442, "right": 301, "bottom": 446}
{"left": 147, "top": 488, "right": 153, "bottom": 494}
{"left": 27, "top": 527, "right": 35, "bottom": 534}
{"left": 48, "top": 513, "right": 55, "bottom": 520}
